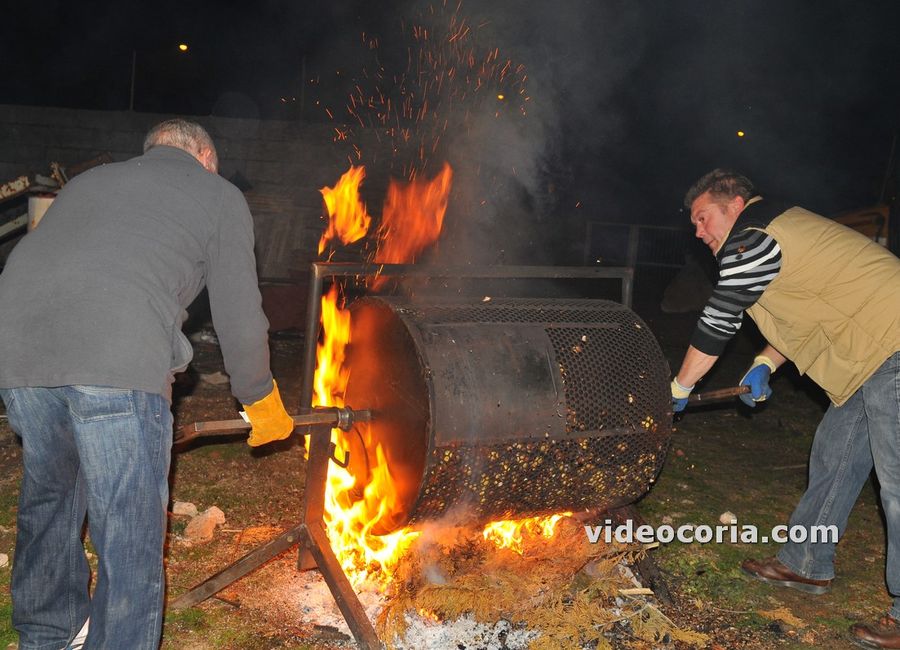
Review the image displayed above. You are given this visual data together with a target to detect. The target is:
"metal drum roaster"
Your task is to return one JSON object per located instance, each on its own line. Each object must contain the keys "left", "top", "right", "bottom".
{"left": 342, "top": 296, "right": 672, "bottom": 534}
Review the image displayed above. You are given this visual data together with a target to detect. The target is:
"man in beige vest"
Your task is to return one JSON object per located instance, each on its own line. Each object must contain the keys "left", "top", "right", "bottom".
{"left": 670, "top": 169, "right": 900, "bottom": 648}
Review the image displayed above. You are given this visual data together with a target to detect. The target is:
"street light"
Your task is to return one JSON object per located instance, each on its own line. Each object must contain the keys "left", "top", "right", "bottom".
{"left": 129, "top": 44, "right": 191, "bottom": 111}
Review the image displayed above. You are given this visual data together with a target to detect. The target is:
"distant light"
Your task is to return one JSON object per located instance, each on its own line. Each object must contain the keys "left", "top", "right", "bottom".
{"left": 178, "top": 43, "right": 189, "bottom": 52}
{"left": 737, "top": 130, "right": 745, "bottom": 137}
{"left": 497, "top": 93, "right": 505, "bottom": 100}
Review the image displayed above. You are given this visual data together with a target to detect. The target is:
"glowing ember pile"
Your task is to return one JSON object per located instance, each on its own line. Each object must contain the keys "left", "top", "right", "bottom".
{"left": 372, "top": 518, "right": 709, "bottom": 650}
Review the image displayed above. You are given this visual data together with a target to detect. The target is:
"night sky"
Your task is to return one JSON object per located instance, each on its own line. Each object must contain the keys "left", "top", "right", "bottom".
{"left": 3, "top": 1, "right": 900, "bottom": 230}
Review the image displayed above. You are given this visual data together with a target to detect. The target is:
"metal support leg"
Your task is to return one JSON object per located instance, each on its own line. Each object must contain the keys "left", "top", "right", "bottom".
{"left": 297, "top": 416, "right": 332, "bottom": 572}
{"left": 297, "top": 422, "right": 383, "bottom": 647}
{"left": 169, "top": 522, "right": 307, "bottom": 611}
{"left": 302, "top": 521, "right": 382, "bottom": 649}
{"left": 169, "top": 422, "right": 384, "bottom": 648}
{"left": 610, "top": 505, "right": 673, "bottom": 606}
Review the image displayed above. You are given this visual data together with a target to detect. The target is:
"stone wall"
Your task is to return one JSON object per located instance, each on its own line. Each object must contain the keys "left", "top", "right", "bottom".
{"left": 0, "top": 103, "right": 383, "bottom": 280}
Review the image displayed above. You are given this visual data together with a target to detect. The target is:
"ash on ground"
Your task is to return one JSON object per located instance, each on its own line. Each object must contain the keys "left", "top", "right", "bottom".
{"left": 295, "top": 573, "right": 537, "bottom": 649}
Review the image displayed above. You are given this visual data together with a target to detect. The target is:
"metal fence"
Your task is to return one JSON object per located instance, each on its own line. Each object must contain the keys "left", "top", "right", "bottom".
{"left": 583, "top": 221, "right": 701, "bottom": 269}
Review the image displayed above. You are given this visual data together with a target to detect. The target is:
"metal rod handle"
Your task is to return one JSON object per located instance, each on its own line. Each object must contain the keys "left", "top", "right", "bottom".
{"left": 687, "top": 385, "right": 751, "bottom": 403}
{"left": 174, "top": 407, "right": 370, "bottom": 444}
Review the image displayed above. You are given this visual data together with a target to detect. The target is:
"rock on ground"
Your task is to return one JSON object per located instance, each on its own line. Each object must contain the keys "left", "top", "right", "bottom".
{"left": 183, "top": 506, "right": 226, "bottom": 544}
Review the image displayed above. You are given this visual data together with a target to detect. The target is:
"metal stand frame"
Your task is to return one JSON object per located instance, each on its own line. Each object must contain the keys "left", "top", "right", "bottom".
{"left": 172, "top": 262, "right": 633, "bottom": 650}
{"left": 169, "top": 420, "right": 383, "bottom": 648}
{"left": 299, "top": 262, "right": 634, "bottom": 407}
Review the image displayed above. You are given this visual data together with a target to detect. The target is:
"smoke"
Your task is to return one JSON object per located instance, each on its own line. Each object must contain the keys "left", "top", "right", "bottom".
{"left": 313, "top": 0, "right": 900, "bottom": 264}
{"left": 424, "top": 1, "right": 652, "bottom": 264}
{"left": 310, "top": 1, "right": 653, "bottom": 267}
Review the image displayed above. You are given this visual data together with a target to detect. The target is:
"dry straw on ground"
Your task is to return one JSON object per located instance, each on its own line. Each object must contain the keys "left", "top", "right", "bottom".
{"left": 375, "top": 517, "right": 709, "bottom": 649}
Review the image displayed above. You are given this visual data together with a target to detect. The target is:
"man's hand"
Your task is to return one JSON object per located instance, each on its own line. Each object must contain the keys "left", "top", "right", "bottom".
{"left": 671, "top": 377, "right": 694, "bottom": 413}
{"left": 242, "top": 380, "right": 294, "bottom": 447}
{"left": 739, "top": 355, "right": 776, "bottom": 407}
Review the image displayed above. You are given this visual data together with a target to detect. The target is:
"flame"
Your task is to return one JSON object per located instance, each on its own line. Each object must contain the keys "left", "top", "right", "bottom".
{"left": 308, "top": 0, "right": 543, "bottom": 590}
{"left": 318, "top": 165, "right": 372, "bottom": 255}
{"left": 313, "top": 285, "right": 419, "bottom": 585}
{"left": 374, "top": 162, "right": 453, "bottom": 266}
{"left": 314, "top": 160, "right": 580, "bottom": 586}
{"left": 313, "top": 280, "right": 572, "bottom": 583}
{"left": 312, "top": 161, "right": 453, "bottom": 585}
{"left": 313, "top": 285, "right": 351, "bottom": 409}
{"left": 482, "top": 512, "right": 573, "bottom": 555}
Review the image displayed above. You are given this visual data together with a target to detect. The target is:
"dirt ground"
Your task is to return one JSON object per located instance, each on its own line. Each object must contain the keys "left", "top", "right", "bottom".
{"left": 0, "top": 284, "right": 894, "bottom": 649}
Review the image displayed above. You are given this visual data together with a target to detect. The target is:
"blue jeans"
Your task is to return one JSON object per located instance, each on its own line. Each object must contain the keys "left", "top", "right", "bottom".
{"left": 776, "top": 351, "right": 900, "bottom": 620}
{"left": 1, "top": 386, "right": 172, "bottom": 650}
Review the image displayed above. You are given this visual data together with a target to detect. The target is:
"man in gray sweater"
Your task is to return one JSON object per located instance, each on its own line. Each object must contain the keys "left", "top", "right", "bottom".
{"left": 0, "top": 119, "right": 293, "bottom": 649}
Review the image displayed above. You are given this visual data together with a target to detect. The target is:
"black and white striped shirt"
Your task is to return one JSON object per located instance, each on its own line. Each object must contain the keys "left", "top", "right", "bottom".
{"left": 690, "top": 227, "right": 782, "bottom": 355}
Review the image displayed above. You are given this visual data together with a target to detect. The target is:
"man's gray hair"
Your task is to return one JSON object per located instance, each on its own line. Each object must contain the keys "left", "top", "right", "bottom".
{"left": 143, "top": 119, "right": 219, "bottom": 171}
{"left": 684, "top": 169, "right": 756, "bottom": 209}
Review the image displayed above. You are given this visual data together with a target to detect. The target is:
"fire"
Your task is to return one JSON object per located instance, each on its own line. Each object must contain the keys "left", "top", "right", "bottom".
{"left": 313, "top": 285, "right": 420, "bottom": 585}
{"left": 482, "top": 512, "right": 573, "bottom": 555}
{"left": 318, "top": 165, "right": 372, "bottom": 255}
{"left": 314, "top": 161, "right": 577, "bottom": 586}
{"left": 312, "top": 285, "right": 351, "bottom": 410}
{"left": 313, "top": 160, "right": 455, "bottom": 585}
{"left": 374, "top": 162, "right": 453, "bottom": 266}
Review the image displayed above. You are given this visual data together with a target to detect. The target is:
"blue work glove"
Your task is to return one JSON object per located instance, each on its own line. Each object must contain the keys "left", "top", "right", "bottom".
{"left": 739, "top": 355, "right": 776, "bottom": 407}
{"left": 671, "top": 377, "right": 694, "bottom": 413}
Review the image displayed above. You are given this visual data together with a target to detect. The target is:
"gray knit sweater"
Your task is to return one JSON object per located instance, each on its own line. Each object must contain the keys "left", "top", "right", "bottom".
{"left": 0, "top": 146, "right": 272, "bottom": 404}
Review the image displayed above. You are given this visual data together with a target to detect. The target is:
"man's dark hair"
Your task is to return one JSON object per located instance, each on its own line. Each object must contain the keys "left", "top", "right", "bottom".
{"left": 684, "top": 169, "right": 756, "bottom": 209}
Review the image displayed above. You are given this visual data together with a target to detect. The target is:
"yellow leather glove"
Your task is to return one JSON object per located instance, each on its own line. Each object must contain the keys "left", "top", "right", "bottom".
{"left": 243, "top": 380, "right": 294, "bottom": 447}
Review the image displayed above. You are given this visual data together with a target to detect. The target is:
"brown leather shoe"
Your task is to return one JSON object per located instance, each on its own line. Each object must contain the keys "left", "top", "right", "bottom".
{"left": 850, "top": 615, "right": 900, "bottom": 649}
{"left": 740, "top": 556, "right": 832, "bottom": 594}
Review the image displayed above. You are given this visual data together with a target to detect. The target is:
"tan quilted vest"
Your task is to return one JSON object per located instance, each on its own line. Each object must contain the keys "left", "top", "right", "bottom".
{"left": 746, "top": 207, "right": 900, "bottom": 405}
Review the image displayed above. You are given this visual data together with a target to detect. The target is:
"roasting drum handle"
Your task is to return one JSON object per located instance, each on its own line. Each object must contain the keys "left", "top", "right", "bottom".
{"left": 687, "top": 385, "right": 751, "bottom": 403}
{"left": 174, "top": 407, "right": 371, "bottom": 444}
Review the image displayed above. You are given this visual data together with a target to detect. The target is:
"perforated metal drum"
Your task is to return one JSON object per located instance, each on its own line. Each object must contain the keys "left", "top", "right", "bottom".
{"left": 343, "top": 296, "right": 672, "bottom": 534}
